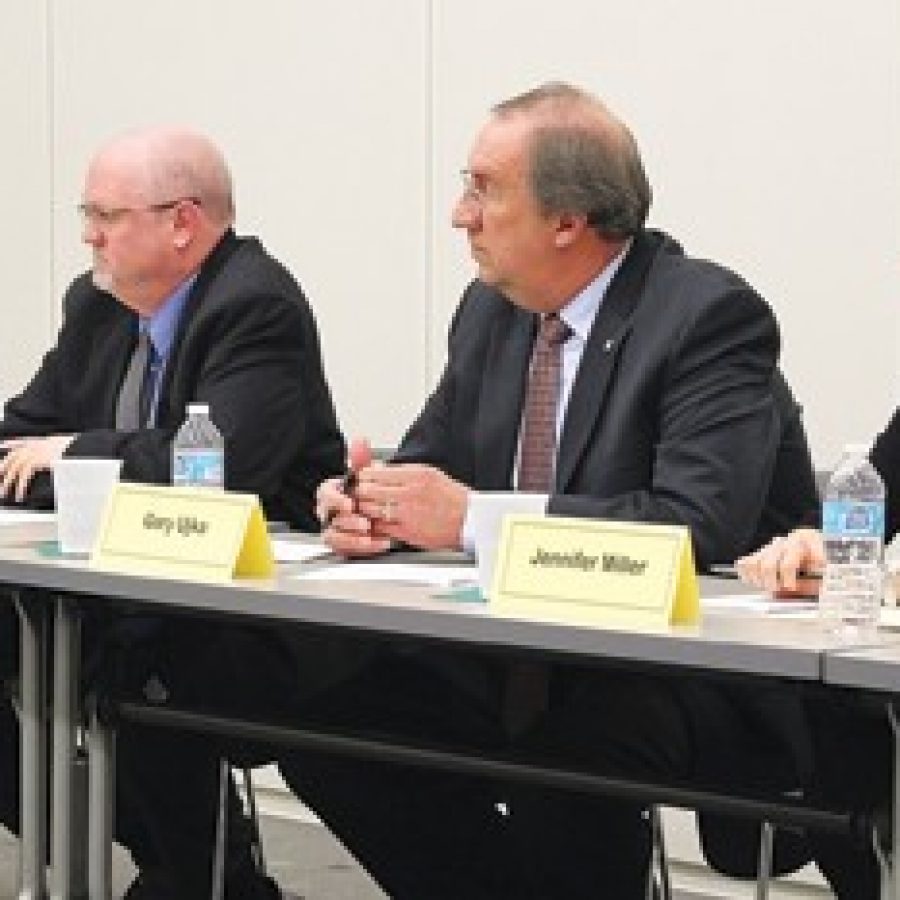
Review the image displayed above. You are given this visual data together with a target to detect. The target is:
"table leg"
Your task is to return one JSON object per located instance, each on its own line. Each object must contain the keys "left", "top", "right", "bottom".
{"left": 50, "top": 597, "right": 83, "bottom": 900}
{"left": 87, "top": 703, "right": 114, "bottom": 900}
{"left": 879, "top": 703, "right": 900, "bottom": 900}
{"left": 14, "top": 590, "right": 48, "bottom": 900}
{"left": 888, "top": 703, "right": 899, "bottom": 900}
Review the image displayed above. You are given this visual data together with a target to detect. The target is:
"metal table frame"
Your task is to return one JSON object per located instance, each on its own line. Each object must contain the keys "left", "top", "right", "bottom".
{"left": 824, "top": 643, "right": 900, "bottom": 900}
{"left": 3, "top": 544, "right": 897, "bottom": 899}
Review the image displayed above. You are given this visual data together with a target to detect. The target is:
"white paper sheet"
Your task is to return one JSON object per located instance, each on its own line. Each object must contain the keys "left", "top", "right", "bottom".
{"left": 270, "top": 539, "right": 332, "bottom": 564}
{"left": 291, "top": 562, "right": 478, "bottom": 589}
{"left": 702, "top": 594, "right": 818, "bottom": 617}
{"left": 0, "top": 509, "right": 56, "bottom": 526}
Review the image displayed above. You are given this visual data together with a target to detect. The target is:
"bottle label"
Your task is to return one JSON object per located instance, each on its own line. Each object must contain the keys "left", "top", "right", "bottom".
{"left": 173, "top": 449, "right": 224, "bottom": 488}
{"left": 822, "top": 500, "right": 885, "bottom": 539}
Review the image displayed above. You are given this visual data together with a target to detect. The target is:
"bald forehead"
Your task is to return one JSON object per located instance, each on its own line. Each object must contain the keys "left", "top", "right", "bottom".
{"left": 85, "top": 127, "right": 232, "bottom": 219}
{"left": 83, "top": 140, "right": 141, "bottom": 200}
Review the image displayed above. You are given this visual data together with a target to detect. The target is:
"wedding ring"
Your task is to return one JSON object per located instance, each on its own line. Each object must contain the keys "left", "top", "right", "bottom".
{"left": 383, "top": 499, "right": 396, "bottom": 523}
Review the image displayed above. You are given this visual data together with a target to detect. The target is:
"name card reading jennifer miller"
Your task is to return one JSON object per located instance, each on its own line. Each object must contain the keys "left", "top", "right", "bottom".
{"left": 92, "top": 483, "right": 273, "bottom": 582}
{"left": 490, "top": 515, "right": 699, "bottom": 627}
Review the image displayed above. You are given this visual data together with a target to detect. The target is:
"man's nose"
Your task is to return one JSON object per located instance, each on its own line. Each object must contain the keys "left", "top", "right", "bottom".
{"left": 452, "top": 194, "right": 480, "bottom": 229}
{"left": 82, "top": 219, "right": 102, "bottom": 246}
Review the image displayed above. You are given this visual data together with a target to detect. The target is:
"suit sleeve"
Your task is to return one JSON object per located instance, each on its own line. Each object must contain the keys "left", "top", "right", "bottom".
{"left": 869, "top": 408, "right": 900, "bottom": 542}
{"left": 391, "top": 289, "right": 478, "bottom": 469}
{"left": 549, "top": 287, "right": 781, "bottom": 567}
{"left": 0, "top": 285, "right": 84, "bottom": 442}
{"left": 749, "top": 371, "right": 820, "bottom": 546}
{"left": 67, "top": 291, "right": 323, "bottom": 500}
{"left": 0, "top": 285, "right": 88, "bottom": 507}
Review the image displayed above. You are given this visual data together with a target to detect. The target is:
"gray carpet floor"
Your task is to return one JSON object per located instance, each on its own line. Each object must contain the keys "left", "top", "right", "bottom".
{"left": 0, "top": 815, "right": 387, "bottom": 899}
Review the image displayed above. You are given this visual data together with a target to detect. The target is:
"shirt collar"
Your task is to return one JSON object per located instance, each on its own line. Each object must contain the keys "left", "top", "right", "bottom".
{"left": 139, "top": 275, "right": 196, "bottom": 359}
{"left": 556, "top": 239, "right": 632, "bottom": 341}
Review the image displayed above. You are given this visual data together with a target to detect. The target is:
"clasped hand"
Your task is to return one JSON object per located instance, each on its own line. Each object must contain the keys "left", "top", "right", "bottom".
{"left": 317, "top": 438, "right": 469, "bottom": 557}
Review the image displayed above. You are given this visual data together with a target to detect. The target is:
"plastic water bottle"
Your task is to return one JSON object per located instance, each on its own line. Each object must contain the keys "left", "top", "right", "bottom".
{"left": 172, "top": 403, "right": 225, "bottom": 488}
{"left": 819, "top": 444, "right": 885, "bottom": 639}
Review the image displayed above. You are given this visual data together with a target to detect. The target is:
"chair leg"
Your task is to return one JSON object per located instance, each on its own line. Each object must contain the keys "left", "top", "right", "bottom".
{"left": 242, "top": 766, "right": 267, "bottom": 876}
{"left": 755, "top": 820, "right": 774, "bottom": 900}
{"left": 646, "top": 806, "right": 673, "bottom": 900}
{"left": 211, "top": 758, "right": 230, "bottom": 900}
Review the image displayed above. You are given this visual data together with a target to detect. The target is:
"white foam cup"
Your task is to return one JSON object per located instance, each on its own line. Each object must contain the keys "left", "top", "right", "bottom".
{"left": 51, "top": 457, "right": 123, "bottom": 554}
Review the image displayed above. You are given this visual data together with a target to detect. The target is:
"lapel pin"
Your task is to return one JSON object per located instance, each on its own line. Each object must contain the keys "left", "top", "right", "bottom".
{"left": 603, "top": 339, "right": 614, "bottom": 352}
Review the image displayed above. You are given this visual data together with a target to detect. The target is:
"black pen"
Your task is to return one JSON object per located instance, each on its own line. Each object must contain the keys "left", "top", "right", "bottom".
{"left": 322, "top": 468, "right": 358, "bottom": 528}
{"left": 708, "top": 563, "right": 823, "bottom": 581}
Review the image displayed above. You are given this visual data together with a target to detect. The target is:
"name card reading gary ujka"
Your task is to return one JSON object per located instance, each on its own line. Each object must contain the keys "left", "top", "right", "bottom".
{"left": 92, "top": 483, "right": 274, "bottom": 582}
{"left": 490, "top": 515, "right": 700, "bottom": 627}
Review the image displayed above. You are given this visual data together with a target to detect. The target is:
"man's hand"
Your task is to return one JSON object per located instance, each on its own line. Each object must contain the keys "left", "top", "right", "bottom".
{"left": 0, "top": 435, "right": 76, "bottom": 502}
{"left": 735, "top": 527, "right": 825, "bottom": 596}
{"left": 353, "top": 462, "right": 469, "bottom": 552}
{"left": 317, "top": 437, "right": 469, "bottom": 556}
{"left": 317, "top": 438, "right": 392, "bottom": 558}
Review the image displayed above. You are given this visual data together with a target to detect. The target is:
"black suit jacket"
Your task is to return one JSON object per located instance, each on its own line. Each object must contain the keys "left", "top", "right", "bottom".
{"left": 870, "top": 408, "right": 900, "bottom": 541}
{"left": 398, "top": 229, "right": 815, "bottom": 567}
{"left": 392, "top": 228, "right": 819, "bottom": 794}
{"left": 0, "top": 230, "right": 345, "bottom": 530}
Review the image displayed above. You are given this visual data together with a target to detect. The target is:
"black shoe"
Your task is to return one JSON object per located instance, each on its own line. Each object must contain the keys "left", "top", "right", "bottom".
{"left": 123, "top": 870, "right": 181, "bottom": 900}
{"left": 124, "top": 868, "right": 283, "bottom": 899}
{"left": 226, "top": 868, "right": 284, "bottom": 899}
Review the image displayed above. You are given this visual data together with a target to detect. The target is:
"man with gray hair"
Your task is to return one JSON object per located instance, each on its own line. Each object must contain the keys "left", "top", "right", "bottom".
{"left": 282, "top": 82, "right": 819, "bottom": 898}
{"left": 0, "top": 126, "right": 345, "bottom": 898}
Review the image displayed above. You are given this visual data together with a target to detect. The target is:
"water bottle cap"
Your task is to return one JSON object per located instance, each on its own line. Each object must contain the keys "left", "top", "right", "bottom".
{"left": 842, "top": 442, "right": 871, "bottom": 458}
{"left": 187, "top": 403, "right": 210, "bottom": 415}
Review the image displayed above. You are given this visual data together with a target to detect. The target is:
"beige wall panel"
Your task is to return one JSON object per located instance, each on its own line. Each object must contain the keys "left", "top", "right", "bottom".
{"left": 4, "top": 1, "right": 897, "bottom": 465}
{"left": 431, "top": 0, "right": 899, "bottom": 465}
{"left": 0, "top": 2, "right": 53, "bottom": 404}
{"left": 51, "top": 0, "right": 430, "bottom": 447}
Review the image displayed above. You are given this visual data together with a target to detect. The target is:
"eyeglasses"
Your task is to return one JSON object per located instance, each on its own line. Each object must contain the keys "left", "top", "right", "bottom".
{"left": 77, "top": 196, "right": 201, "bottom": 227}
{"left": 459, "top": 169, "right": 489, "bottom": 204}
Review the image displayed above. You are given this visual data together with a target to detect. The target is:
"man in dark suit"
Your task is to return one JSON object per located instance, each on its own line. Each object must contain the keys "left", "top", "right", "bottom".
{"left": 737, "top": 410, "right": 900, "bottom": 899}
{"left": 281, "top": 82, "right": 819, "bottom": 898}
{"left": 0, "top": 127, "right": 345, "bottom": 898}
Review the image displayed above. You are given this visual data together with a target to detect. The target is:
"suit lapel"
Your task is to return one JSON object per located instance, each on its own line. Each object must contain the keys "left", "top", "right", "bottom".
{"left": 555, "top": 232, "right": 661, "bottom": 490}
{"left": 474, "top": 305, "right": 536, "bottom": 490}
{"left": 155, "top": 230, "right": 242, "bottom": 426}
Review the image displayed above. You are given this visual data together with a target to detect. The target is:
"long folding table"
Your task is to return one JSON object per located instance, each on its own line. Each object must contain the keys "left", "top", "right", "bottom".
{"left": 1, "top": 537, "right": 897, "bottom": 898}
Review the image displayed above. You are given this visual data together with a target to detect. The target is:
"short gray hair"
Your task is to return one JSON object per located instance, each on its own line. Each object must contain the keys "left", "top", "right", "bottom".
{"left": 494, "top": 82, "right": 651, "bottom": 239}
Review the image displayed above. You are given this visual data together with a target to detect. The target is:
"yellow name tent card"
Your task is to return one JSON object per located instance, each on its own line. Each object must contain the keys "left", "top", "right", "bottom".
{"left": 92, "top": 483, "right": 274, "bottom": 582}
{"left": 491, "top": 515, "right": 700, "bottom": 627}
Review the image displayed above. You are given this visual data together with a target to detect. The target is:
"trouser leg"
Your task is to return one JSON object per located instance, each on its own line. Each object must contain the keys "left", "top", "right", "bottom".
{"left": 282, "top": 751, "right": 515, "bottom": 899}
{"left": 101, "top": 618, "right": 295, "bottom": 897}
{"left": 116, "top": 720, "right": 252, "bottom": 897}
{"left": 279, "top": 654, "right": 521, "bottom": 899}
{"left": 0, "top": 594, "right": 21, "bottom": 835}
{"left": 0, "top": 693, "right": 19, "bottom": 835}
{"left": 804, "top": 693, "right": 889, "bottom": 900}
{"left": 501, "top": 669, "right": 693, "bottom": 900}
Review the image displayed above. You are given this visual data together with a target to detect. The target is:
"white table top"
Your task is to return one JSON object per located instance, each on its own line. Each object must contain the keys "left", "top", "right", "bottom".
{"left": 0, "top": 537, "right": 880, "bottom": 682}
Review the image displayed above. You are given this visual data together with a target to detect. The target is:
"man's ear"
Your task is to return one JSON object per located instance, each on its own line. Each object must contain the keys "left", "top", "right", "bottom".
{"left": 553, "top": 212, "right": 589, "bottom": 249}
{"left": 172, "top": 200, "right": 200, "bottom": 250}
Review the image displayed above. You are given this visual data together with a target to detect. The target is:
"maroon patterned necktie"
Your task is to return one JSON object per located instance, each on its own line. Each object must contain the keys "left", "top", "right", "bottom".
{"left": 504, "top": 313, "right": 571, "bottom": 737}
{"left": 517, "top": 314, "right": 572, "bottom": 492}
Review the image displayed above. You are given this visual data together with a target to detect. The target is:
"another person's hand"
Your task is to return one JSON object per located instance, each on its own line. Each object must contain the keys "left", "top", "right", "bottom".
{"left": 0, "top": 435, "right": 76, "bottom": 502}
{"left": 317, "top": 437, "right": 391, "bottom": 558}
{"left": 735, "top": 528, "right": 825, "bottom": 596}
